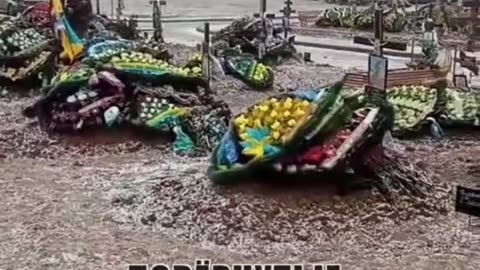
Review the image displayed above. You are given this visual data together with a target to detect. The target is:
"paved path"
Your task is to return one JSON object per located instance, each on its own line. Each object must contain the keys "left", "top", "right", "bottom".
{"left": 100, "top": 0, "right": 337, "bottom": 18}
{"left": 159, "top": 22, "right": 412, "bottom": 70}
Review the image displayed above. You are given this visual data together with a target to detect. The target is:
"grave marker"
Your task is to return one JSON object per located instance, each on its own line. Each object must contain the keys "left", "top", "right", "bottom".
{"left": 258, "top": 0, "right": 268, "bottom": 59}
{"left": 455, "top": 186, "right": 480, "bottom": 217}
{"left": 202, "top": 23, "right": 211, "bottom": 90}
{"left": 280, "top": 0, "right": 295, "bottom": 39}
{"left": 450, "top": 0, "right": 480, "bottom": 50}
{"left": 368, "top": 54, "right": 388, "bottom": 93}
{"left": 96, "top": 0, "right": 100, "bottom": 14}
{"left": 116, "top": 0, "right": 124, "bottom": 22}
{"left": 150, "top": 0, "right": 166, "bottom": 42}
{"left": 352, "top": 9, "right": 397, "bottom": 94}
{"left": 456, "top": 185, "right": 480, "bottom": 234}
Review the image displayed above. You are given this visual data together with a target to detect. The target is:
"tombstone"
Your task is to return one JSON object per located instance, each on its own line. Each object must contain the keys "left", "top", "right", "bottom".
{"left": 304, "top": 52, "right": 311, "bottom": 62}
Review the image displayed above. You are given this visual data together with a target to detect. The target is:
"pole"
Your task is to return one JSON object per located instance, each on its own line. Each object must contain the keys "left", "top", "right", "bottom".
{"left": 374, "top": 8, "right": 384, "bottom": 56}
{"left": 202, "top": 23, "right": 211, "bottom": 90}
{"left": 111, "top": 0, "right": 114, "bottom": 18}
{"left": 280, "top": 0, "right": 295, "bottom": 40}
{"left": 411, "top": 0, "right": 418, "bottom": 62}
{"left": 150, "top": 0, "right": 166, "bottom": 42}
{"left": 453, "top": 45, "right": 458, "bottom": 85}
{"left": 411, "top": 38, "right": 415, "bottom": 62}
{"left": 258, "top": 0, "right": 267, "bottom": 59}
{"left": 116, "top": 0, "right": 123, "bottom": 22}
{"left": 96, "top": 0, "right": 100, "bottom": 14}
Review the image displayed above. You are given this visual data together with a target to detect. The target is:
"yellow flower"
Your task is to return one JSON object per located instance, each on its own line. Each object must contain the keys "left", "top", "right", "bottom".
{"left": 263, "top": 115, "right": 273, "bottom": 125}
{"left": 293, "top": 108, "right": 306, "bottom": 118}
{"left": 239, "top": 132, "right": 248, "bottom": 140}
{"left": 301, "top": 100, "right": 311, "bottom": 108}
{"left": 271, "top": 121, "right": 281, "bottom": 130}
{"left": 237, "top": 123, "right": 247, "bottom": 133}
{"left": 259, "top": 105, "right": 269, "bottom": 112}
{"left": 270, "top": 110, "right": 278, "bottom": 118}
{"left": 253, "top": 118, "right": 262, "bottom": 128}
{"left": 283, "top": 110, "right": 291, "bottom": 118}
{"left": 234, "top": 114, "right": 247, "bottom": 125}
{"left": 283, "top": 99, "right": 293, "bottom": 110}
{"left": 269, "top": 98, "right": 278, "bottom": 103}
{"left": 272, "top": 102, "right": 281, "bottom": 110}
{"left": 242, "top": 142, "right": 266, "bottom": 158}
{"left": 272, "top": 131, "right": 281, "bottom": 140}
{"left": 287, "top": 119, "right": 297, "bottom": 127}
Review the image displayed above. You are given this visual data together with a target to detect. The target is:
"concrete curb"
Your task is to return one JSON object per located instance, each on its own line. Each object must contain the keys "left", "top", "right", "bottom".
{"left": 110, "top": 15, "right": 295, "bottom": 24}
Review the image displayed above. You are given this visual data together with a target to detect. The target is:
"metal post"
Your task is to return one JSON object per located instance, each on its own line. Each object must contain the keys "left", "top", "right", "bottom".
{"left": 111, "top": 0, "right": 115, "bottom": 18}
{"left": 96, "top": 0, "right": 100, "bottom": 14}
{"left": 260, "top": 0, "right": 267, "bottom": 14}
{"left": 453, "top": 45, "right": 458, "bottom": 84}
{"left": 202, "top": 23, "right": 211, "bottom": 89}
{"left": 374, "top": 8, "right": 384, "bottom": 56}
{"left": 258, "top": 0, "right": 267, "bottom": 59}
{"left": 411, "top": 0, "right": 418, "bottom": 62}
{"left": 150, "top": 0, "right": 166, "bottom": 42}
{"left": 411, "top": 38, "right": 415, "bottom": 62}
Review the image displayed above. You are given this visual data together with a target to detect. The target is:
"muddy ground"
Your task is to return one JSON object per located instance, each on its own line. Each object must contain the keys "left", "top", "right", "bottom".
{"left": 1, "top": 46, "right": 480, "bottom": 270}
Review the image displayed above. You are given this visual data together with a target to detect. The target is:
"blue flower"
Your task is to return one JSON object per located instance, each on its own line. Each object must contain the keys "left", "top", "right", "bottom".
{"left": 240, "top": 128, "right": 280, "bottom": 159}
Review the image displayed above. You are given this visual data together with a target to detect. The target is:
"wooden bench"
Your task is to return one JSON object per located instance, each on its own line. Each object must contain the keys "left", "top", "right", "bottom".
{"left": 297, "top": 10, "right": 323, "bottom": 27}
{"left": 344, "top": 69, "right": 442, "bottom": 88}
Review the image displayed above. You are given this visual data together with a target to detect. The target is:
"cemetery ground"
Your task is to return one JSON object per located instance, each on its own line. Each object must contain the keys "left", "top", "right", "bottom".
{"left": 1, "top": 47, "right": 480, "bottom": 269}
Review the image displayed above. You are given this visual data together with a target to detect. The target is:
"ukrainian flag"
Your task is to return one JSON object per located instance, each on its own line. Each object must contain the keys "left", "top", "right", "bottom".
{"left": 51, "top": 0, "right": 84, "bottom": 63}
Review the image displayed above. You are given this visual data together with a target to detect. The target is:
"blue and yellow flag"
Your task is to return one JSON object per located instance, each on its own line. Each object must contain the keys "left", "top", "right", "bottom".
{"left": 51, "top": 0, "right": 84, "bottom": 63}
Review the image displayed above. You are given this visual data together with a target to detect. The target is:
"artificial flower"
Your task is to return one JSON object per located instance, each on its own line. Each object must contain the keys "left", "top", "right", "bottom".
{"left": 240, "top": 127, "right": 280, "bottom": 159}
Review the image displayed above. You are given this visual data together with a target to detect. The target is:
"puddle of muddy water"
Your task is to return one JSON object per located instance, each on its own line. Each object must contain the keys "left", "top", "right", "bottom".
{"left": 108, "top": 155, "right": 452, "bottom": 258}
{"left": 59, "top": 126, "right": 174, "bottom": 147}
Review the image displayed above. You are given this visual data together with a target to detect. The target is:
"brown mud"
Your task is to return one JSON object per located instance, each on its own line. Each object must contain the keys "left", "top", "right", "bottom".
{"left": 1, "top": 53, "right": 480, "bottom": 269}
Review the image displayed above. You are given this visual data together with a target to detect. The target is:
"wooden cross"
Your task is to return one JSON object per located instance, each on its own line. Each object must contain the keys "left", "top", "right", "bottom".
{"left": 258, "top": 0, "right": 268, "bottom": 59}
{"left": 96, "top": 0, "right": 100, "bottom": 14}
{"left": 279, "top": 0, "right": 295, "bottom": 39}
{"left": 116, "top": 0, "right": 125, "bottom": 22}
{"left": 353, "top": 9, "right": 407, "bottom": 56}
{"left": 202, "top": 23, "right": 211, "bottom": 90}
{"left": 460, "top": 0, "right": 480, "bottom": 51}
{"left": 150, "top": 0, "right": 167, "bottom": 42}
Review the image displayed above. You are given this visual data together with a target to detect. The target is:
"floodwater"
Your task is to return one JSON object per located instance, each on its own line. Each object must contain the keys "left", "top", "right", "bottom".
{"left": 3, "top": 2, "right": 479, "bottom": 269}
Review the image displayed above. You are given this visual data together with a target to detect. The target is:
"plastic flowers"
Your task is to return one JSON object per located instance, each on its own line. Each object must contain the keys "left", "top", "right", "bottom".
{"left": 240, "top": 127, "right": 280, "bottom": 159}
